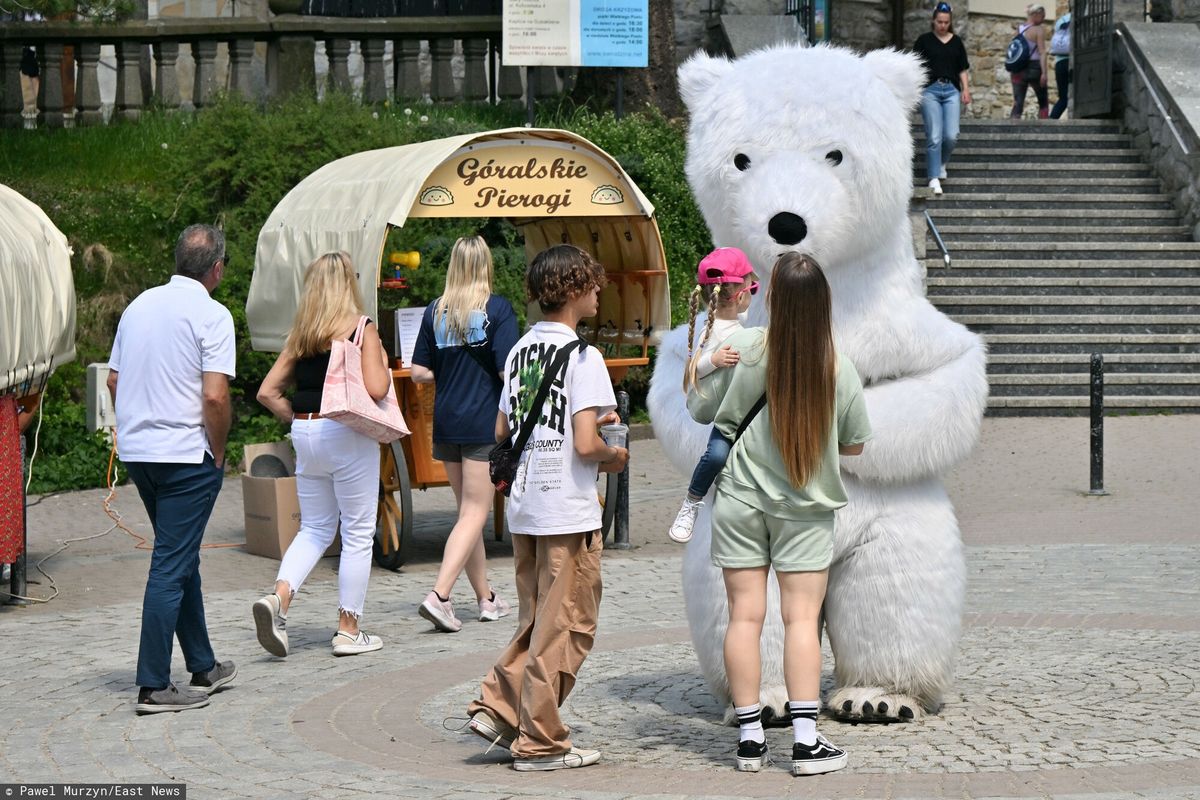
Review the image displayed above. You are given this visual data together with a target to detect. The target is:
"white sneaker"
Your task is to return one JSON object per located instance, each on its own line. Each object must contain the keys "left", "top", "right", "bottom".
{"left": 419, "top": 591, "right": 463, "bottom": 632}
{"left": 928, "top": 178, "right": 943, "bottom": 195}
{"left": 478, "top": 593, "right": 511, "bottom": 622}
{"left": 331, "top": 629, "right": 383, "bottom": 656}
{"left": 512, "top": 747, "right": 601, "bottom": 771}
{"left": 669, "top": 497, "right": 704, "bottom": 543}
{"left": 251, "top": 593, "right": 288, "bottom": 657}
{"left": 938, "top": 166, "right": 947, "bottom": 180}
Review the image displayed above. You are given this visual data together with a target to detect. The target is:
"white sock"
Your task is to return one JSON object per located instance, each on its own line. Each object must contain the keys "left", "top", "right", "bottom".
{"left": 734, "top": 703, "right": 765, "bottom": 744}
{"left": 789, "top": 700, "right": 819, "bottom": 746}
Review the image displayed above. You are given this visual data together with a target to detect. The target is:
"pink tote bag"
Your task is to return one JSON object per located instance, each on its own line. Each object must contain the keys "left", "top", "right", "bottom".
{"left": 320, "top": 316, "right": 410, "bottom": 443}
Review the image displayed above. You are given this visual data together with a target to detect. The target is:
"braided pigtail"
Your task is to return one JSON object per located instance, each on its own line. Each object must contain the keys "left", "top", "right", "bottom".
{"left": 684, "top": 284, "right": 722, "bottom": 394}
{"left": 682, "top": 285, "right": 703, "bottom": 392}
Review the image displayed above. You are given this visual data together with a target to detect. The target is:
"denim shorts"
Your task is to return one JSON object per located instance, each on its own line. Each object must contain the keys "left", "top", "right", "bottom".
{"left": 432, "top": 441, "right": 493, "bottom": 463}
{"left": 710, "top": 490, "right": 834, "bottom": 572}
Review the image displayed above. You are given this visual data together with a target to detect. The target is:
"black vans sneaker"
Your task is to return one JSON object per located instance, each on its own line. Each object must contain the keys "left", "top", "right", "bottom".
{"left": 135, "top": 684, "right": 210, "bottom": 715}
{"left": 791, "top": 734, "right": 848, "bottom": 776}
{"left": 735, "top": 739, "right": 768, "bottom": 772}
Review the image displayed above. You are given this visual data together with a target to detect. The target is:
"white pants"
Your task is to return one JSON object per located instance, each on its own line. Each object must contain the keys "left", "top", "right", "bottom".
{"left": 277, "top": 418, "right": 379, "bottom": 619}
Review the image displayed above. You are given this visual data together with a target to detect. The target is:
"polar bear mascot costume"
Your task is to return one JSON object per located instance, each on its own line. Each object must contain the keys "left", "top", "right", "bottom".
{"left": 648, "top": 43, "right": 988, "bottom": 723}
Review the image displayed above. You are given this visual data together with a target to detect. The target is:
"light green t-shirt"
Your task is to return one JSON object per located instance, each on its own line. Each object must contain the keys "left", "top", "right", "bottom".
{"left": 686, "top": 327, "right": 872, "bottom": 520}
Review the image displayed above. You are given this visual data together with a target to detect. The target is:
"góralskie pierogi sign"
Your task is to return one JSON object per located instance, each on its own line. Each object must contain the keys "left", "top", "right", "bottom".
{"left": 409, "top": 143, "right": 642, "bottom": 218}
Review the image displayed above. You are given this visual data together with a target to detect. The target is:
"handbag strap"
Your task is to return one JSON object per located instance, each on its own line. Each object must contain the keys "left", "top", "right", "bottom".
{"left": 463, "top": 340, "right": 503, "bottom": 391}
{"left": 507, "top": 338, "right": 587, "bottom": 456}
{"left": 350, "top": 315, "right": 370, "bottom": 347}
{"left": 733, "top": 393, "right": 767, "bottom": 442}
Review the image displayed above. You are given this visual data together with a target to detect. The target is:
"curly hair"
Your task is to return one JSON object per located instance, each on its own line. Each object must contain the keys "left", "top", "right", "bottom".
{"left": 526, "top": 244, "right": 607, "bottom": 313}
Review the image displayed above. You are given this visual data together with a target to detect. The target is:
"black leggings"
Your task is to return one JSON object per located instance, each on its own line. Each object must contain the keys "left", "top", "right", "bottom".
{"left": 1050, "top": 58, "right": 1070, "bottom": 119}
{"left": 1011, "top": 63, "right": 1049, "bottom": 119}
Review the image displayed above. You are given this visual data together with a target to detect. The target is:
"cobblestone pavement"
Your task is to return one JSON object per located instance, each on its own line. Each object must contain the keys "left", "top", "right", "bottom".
{"left": 1, "top": 417, "right": 1198, "bottom": 799}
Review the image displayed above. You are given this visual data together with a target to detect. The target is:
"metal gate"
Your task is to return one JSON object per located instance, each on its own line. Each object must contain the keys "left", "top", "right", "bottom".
{"left": 1072, "top": 0, "right": 1114, "bottom": 117}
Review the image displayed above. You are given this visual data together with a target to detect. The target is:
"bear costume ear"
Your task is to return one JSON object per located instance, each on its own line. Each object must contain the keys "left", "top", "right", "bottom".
{"left": 860, "top": 47, "right": 926, "bottom": 112}
{"left": 677, "top": 51, "right": 734, "bottom": 114}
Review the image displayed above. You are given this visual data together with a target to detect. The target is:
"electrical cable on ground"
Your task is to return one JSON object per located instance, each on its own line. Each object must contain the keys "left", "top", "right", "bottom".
{"left": 2, "top": 428, "right": 239, "bottom": 605}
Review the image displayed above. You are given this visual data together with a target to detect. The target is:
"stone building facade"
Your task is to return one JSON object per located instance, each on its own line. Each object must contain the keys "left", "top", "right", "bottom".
{"left": 673, "top": 0, "right": 1147, "bottom": 119}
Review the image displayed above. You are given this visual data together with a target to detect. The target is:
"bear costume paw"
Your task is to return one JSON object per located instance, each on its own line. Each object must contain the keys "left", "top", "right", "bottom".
{"left": 828, "top": 687, "right": 925, "bottom": 723}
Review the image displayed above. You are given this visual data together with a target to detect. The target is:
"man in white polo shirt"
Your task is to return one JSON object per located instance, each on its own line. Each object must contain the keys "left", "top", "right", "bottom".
{"left": 107, "top": 224, "right": 238, "bottom": 715}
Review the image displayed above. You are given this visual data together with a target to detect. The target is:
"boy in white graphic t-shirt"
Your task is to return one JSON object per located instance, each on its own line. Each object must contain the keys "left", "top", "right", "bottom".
{"left": 466, "top": 245, "right": 628, "bottom": 772}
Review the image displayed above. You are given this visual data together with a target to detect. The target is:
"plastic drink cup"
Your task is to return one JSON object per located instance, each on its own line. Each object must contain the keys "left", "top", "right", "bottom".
{"left": 600, "top": 423, "right": 628, "bottom": 448}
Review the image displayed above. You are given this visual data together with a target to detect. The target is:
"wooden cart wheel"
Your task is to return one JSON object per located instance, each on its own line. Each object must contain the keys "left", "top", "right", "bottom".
{"left": 599, "top": 470, "right": 617, "bottom": 543}
{"left": 374, "top": 440, "right": 413, "bottom": 570}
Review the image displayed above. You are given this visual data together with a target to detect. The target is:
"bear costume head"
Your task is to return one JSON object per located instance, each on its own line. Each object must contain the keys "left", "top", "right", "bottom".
{"left": 678, "top": 44, "right": 926, "bottom": 307}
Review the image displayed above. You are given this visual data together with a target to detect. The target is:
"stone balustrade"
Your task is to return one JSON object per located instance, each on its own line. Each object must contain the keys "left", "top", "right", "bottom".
{"left": 0, "top": 15, "right": 570, "bottom": 128}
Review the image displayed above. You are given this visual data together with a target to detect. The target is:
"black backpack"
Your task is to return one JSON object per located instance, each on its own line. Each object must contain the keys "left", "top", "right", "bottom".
{"left": 1005, "top": 29, "right": 1033, "bottom": 73}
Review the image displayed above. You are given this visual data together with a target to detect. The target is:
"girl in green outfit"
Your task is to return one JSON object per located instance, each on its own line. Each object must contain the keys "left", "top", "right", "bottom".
{"left": 685, "top": 253, "right": 872, "bottom": 776}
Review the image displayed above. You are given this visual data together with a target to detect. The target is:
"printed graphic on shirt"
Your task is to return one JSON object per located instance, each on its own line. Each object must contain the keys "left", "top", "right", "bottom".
{"left": 506, "top": 341, "right": 570, "bottom": 494}
{"left": 433, "top": 308, "right": 490, "bottom": 348}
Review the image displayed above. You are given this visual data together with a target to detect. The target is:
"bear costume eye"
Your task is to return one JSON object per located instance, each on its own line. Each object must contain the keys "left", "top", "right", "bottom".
{"left": 734, "top": 153, "right": 751, "bottom": 171}
{"left": 825, "top": 150, "right": 843, "bottom": 166}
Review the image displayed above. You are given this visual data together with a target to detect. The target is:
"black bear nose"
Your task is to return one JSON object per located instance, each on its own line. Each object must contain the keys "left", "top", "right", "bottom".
{"left": 768, "top": 212, "right": 808, "bottom": 245}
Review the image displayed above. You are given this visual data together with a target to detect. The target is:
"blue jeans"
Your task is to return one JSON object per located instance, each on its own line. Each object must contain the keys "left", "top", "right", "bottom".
{"left": 920, "top": 82, "right": 961, "bottom": 180}
{"left": 687, "top": 428, "right": 732, "bottom": 500}
{"left": 126, "top": 455, "right": 224, "bottom": 689}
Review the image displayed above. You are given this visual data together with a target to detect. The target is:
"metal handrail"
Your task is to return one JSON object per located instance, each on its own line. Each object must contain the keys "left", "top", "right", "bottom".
{"left": 1115, "top": 27, "right": 1191, "bottom": 156}
{"left": 924, "top": 210, "right": 951, "bottom": 269}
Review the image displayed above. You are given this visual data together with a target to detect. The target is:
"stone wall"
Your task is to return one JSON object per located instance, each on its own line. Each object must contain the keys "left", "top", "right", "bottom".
{"left": 1114, "top": 23, "right": 1200, "bottom": 238}
{"left": 831, "top": 0, "right": 893, "bottom": 51}
{"left": 961, "top": 0, "right": 1067, "bottom": 119}
{"left": 673, "top": 0, "right": 895, "bottom": 63}
{"left": 1149, "top": 0, "right": 1200, "bottom": 22}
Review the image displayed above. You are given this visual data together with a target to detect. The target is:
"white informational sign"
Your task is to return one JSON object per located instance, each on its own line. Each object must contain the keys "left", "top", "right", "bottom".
{"left": 394, "top": 307, "right": 426, "bottom": 369}
{"left": 503, "top": 0, "right": 648, "bottom": 68}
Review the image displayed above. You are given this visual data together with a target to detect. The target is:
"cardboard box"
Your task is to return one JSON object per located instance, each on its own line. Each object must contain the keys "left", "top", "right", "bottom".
{"left": 241, "top": 442, "right": 340, "bottom": 560}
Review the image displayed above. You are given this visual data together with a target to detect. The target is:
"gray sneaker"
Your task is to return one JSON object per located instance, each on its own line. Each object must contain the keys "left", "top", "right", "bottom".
{"left": 135, "top": 684, "right": 210, "bottom": 715}
{"left": 512, "top": 747, "right": 601, "bottom": 772}
{"left": 189, "top": 660, "right": 237, "bottom": 695}
{"left": 252, "top": 593, "right": 289, "bottom": 657}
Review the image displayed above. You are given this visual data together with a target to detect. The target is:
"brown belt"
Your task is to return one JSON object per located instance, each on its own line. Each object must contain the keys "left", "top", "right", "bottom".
{"left": 294, "top": 412, "right": 322, "bottom": 420}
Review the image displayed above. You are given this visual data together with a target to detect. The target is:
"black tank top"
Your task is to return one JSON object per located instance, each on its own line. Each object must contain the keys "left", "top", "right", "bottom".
{"left": 290, "top": 320, "right": 372, "bottom": 413}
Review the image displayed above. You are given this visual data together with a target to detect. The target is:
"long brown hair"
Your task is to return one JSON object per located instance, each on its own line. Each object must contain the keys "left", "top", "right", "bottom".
{"left": 766, "top": 253, "right": 836, "bottom": 489}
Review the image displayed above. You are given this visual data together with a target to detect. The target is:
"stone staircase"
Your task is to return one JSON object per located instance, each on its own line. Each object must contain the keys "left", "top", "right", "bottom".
{"left": 916, "top": 118, "right": 1200, "bottom": 415}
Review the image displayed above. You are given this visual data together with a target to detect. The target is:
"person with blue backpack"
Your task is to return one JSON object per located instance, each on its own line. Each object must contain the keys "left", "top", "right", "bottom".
{"left": 913, "top": 1, "right": 971, "bottom": 196}
{"left": 1007, "top": 4, "right": 1050, "bottom": 119}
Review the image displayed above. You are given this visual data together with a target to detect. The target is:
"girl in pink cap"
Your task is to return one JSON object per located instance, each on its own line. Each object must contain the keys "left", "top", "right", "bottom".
{"left": 670, "top": 247, "right": 759, "bottom": 543}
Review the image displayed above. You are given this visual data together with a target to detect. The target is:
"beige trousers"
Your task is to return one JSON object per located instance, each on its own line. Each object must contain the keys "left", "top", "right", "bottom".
{"left": 468, "top": 530, "right": 602, "bottom": 758}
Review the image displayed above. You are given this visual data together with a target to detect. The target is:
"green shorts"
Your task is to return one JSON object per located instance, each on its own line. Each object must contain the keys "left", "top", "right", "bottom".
{"left": 432, "top": 441, "right": 493, "bottom": 463}
{"left": 710, "top": 490, "right": 834, "bottom": 572}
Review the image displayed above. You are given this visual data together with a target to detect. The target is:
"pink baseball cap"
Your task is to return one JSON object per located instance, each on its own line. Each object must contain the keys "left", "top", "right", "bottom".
{"left": 697, "top": 247, "right": 755, "bottom": 285}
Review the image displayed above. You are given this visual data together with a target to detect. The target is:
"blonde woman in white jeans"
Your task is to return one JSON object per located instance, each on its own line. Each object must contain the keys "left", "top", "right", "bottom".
{"left": 253, "top": 251, "right": 390, "bottom": 657}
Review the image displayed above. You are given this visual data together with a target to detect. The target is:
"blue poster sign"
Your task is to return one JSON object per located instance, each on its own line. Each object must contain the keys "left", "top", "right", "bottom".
{"left": 579, "top": 0, "right": 649, "bottom": 67}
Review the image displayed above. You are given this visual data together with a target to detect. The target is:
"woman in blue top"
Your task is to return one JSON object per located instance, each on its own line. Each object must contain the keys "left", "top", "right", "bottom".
{"left": 411, "top": 236, "right": 519, "bottom": 633}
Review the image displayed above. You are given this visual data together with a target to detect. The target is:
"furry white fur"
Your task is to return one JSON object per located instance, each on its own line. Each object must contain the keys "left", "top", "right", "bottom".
{"left": 648, "top": 44, "right": 989, "bottom": 723}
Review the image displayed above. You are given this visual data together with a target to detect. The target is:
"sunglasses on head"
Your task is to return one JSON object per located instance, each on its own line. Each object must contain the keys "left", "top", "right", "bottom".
{"left": 734, "top": 280, "right": 760, "bottom": 297}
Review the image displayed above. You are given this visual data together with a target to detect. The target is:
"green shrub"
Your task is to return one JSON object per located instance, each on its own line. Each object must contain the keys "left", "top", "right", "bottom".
{"left": 5, "top": 96, "right": 711, "bottom": 494}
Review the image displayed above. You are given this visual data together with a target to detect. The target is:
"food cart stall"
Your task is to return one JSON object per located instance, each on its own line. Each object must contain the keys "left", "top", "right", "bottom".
{"left": 248, "top": 128, "right": 671, "bottom": 569}
{"left": 0, "top": 183, "right": 76, "bottom": 603}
